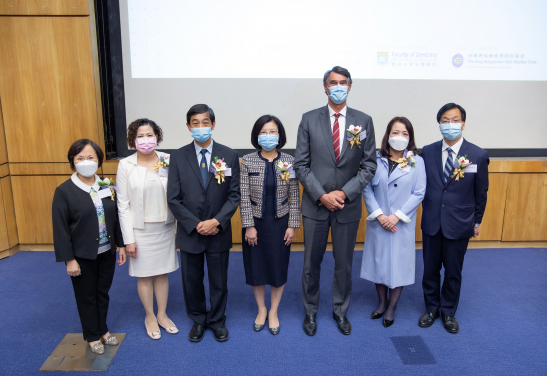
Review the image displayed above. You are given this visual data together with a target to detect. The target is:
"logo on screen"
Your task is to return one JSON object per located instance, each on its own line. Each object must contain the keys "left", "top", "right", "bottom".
{"left": 452, "top": 54, "right": 464, "bottom": 68}
{"left": 377, "top": 52, "right": 388, "bottom": 65}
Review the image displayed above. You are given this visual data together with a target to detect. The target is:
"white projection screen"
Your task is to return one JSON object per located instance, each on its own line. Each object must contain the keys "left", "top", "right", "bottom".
{"left": 119, "top": 0, "right": 547, "bottom": 152}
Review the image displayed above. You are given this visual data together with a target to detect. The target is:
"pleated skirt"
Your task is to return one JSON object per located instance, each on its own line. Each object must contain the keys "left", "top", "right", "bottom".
{"left": 128, "top": 222, "right": 179, "bottom": 277}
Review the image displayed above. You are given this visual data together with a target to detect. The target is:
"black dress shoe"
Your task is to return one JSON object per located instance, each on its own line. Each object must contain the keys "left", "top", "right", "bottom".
{"left": 371, "top": 299, "right": 390, "bottom": 319}
{"left": 213, "top": 326, "right": 229, "bottom": 342}
{"left": 332, "top": 313, "right": 351, "bottom": 335}
{"left": 253, "top": 313, "right": 268, "bottom": 332}
{"left": 189, "top": 323, "right": 206, "bottom": 342}
{"left": 302, "top": 314, "right": 317, "bottom": 336}
{"left": 442, "top": 315, "right": 459, "bottom": 334}
{"left": 418, "top": 310, "right": 440, "bottom": 328}
{"left": 383, "top": 305, "right": 396, "bottom": 328}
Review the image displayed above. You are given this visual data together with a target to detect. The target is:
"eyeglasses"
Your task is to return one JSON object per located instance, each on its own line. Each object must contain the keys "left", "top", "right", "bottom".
{"left": 259, "top": 131, "right": 279, "bottom": 136}
{"left": 439, "top": 119, "right": 462, "bottom": 124}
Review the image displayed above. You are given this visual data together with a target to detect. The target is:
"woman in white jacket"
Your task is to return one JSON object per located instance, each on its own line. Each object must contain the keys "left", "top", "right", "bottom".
{"left": 117, "top": 118, "right": 179, "bottom": 340}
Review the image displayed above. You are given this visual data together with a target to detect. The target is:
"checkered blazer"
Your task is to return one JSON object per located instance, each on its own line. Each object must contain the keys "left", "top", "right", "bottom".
{"left": 240, "top": 151, "right": 301, "bottom": 228}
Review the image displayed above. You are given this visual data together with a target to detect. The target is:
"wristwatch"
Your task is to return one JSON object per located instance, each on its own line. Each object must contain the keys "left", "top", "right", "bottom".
{"left": 474, "top": 223, "right": 480, "bottom": 228}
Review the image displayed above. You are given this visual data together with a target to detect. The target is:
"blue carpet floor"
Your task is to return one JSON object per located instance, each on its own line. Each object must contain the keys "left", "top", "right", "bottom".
{"left": 1, "top": 248, "right": 546, "bottom": 375}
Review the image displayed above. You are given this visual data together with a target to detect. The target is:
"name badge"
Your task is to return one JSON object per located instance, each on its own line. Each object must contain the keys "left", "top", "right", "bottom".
{"left": 289, "top": 171, "right": 296, "bottom": 178}
{"left": 98, "top": 188, "right": 112, "bottom": 199}
{"left": 465, "top": 165, "right": 477, "bottom": 173}
{"left": 158, "top": 167, "right": 169, "bottom": 178}
{"left": 402, "top": 165, "right": 411, "bottom": 173}
{"left": 224, "top": 168, "right": 232, "bottom": 177}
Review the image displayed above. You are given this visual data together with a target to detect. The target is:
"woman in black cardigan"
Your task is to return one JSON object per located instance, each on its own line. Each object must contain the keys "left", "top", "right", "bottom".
{"left": 52, "top": 139, "right": 126, "bottom": 355}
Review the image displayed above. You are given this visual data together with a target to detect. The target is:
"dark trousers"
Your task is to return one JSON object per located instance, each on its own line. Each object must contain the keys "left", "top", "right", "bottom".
{"left": 302, "top": 213, "right": 360, "bottom": 317}
{"left": 70, "top": 251, "right": 116, "bottom": 342}
{"left": 422, "top": 229, "right": 469, "bottom": 317}
{"left": 180, "top": 250, "right": 229, "bottom": 330}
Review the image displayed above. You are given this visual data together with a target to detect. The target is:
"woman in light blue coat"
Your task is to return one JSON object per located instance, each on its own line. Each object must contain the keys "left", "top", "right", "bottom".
{"left": 361, "top": 117, "right": 426, "bottom": 328}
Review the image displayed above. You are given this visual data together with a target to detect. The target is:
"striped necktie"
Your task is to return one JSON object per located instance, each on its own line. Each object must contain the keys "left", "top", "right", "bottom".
{"left": 444, "top": 147, "right": 454, "bottom": 183}
{"left": 332, "top": 113, "right": 341, "bottom": 163}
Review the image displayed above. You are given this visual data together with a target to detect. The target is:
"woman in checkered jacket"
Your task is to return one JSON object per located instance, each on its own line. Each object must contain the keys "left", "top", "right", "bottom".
{"left": 240, "top": 115, "right": 301, "bottom": 335}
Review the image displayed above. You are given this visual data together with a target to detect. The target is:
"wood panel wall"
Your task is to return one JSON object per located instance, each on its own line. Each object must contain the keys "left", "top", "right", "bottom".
{"left": 0, "top": 0, "right": 100, "bottom": 256}
{"left": 0, "top": 1, "right": 545, "bottom": 254}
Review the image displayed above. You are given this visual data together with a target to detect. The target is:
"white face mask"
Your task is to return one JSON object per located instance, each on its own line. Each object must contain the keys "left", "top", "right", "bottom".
{"left": 388, "top": 136, "right": 410, "bottom": 151}
{"left": 75, "top": 160, "right": 98, "bottom": 177}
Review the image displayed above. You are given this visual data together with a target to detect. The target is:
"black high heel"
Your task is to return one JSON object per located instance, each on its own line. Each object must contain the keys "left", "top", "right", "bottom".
{"left": 253, "top": 313, "right": 268, "bottom": 332}
{"left": 371, "top": 299, "right": 390, "bottom": 319}
{"left": 383, "top": 303, "right": 397, "bottom": 328}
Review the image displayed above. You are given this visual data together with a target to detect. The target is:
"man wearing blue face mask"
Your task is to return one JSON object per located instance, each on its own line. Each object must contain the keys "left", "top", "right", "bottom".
{"left": 419, "top": 103, "right": 489, "bottom": 334}
{"left": 167, "top": 104, "right": 241, "bottom": 343}
{"left": 294, "top": 66, "right": 377, "bottom": 336}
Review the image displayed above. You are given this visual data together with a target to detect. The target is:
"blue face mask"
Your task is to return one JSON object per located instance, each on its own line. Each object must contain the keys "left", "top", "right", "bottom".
{"left": 440, "top": 123, "right": 462, "bottom": 140}
{"left": 327, "top": 85, "right": 349, "bottom": 104}
{"left": 191, "top": 127, "right": 212, "bottom": 143}
{"left": 258, "top": 134, "right": 279, "bottom": 151}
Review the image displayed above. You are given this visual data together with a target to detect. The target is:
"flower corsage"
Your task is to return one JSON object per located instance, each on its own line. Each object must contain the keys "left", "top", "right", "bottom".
{"left": 98, "top": 177, "right": 117, "bottom": 201}
{"left": 276, "top": 161, "right": 295, "bottom": 184}
{"left": 394, "top": 150, "right": 417, "bottom": 169}
{"left": 451, "top": 155, "right": 472, "bottom": 181}
{"left": 209, "top": 156, "right": 232, "bottom": 184}
{"left": 153, "top": 154, "right": 170, "bottom": 178}
{"left": 347, "top": 125, "right": 367, "bottom": 149}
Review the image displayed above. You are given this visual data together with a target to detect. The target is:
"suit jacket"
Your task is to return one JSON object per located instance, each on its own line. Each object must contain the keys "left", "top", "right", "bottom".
{"left": 52, "top": 177, "right": 124, "bottom": 262}
{"left": 116, "top": 150, "right": 175, "bottom": 245}
{"left": 167, "top": 141, "right": 241, "bottom": 253}
{"left": 294, "top": 105, "right": 377, "bottom": 223}
{"left": 421, "top": 138, "right": 489, "bottom": 239}
{"left": 240, "top": 151, "right": 301, "bottom": 228}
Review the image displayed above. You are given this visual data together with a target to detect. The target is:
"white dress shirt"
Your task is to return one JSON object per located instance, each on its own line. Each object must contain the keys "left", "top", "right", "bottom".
{"left": 442, "top": 137, "right": 464, "bottom": 168}
{"left": 328, "top": 104, "right": 347, "bottom": 140}
{"left": 194, "top": 140, "right": 214, "bottom": 170}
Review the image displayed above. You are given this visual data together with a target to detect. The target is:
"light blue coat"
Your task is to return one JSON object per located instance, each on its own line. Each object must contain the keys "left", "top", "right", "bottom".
{"left": 360, "top": 151, "right": 426, "bottom": 288}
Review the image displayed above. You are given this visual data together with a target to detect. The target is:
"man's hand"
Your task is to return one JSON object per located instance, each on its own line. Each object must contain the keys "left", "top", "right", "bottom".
{"left": 197, "top": 219, "right": 220, "bottom": 236}
{"left": 319, "top": 192, "right": 345, "bottom": 211}
{"left": 472, "top": 225, "right": 480, "bottom": 238}
{"left": 331, "top": 190, "right": 347, "bottom": 202}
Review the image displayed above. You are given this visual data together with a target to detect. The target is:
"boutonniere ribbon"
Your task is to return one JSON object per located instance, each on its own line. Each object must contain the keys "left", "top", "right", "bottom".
{"left": 276, "top": 161, "right": 295, "bottom": 184}
{"left": 347, "top": 125, "right": 367, "bottom": 149}
{"left": 394, "top": 150, "right": 417, "bottom": 170}
{"left": 209, "top": 156, "right": 232, "bottom": 184}
{"left": 153, "top": 154, "right": 170, "bottom": 178}
{"left": 451, "top": 155, "right": 472, "bottom": 181}
{"left": 98, "top": 177, "right": 117, "bottom": 201}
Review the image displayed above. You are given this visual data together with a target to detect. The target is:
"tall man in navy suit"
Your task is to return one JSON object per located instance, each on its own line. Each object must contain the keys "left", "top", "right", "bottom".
{"left": 168, "top": 104, "right": 240, "bottom": 342}
{"left": 418, "top": 103, "right": 489, "bottom": 333}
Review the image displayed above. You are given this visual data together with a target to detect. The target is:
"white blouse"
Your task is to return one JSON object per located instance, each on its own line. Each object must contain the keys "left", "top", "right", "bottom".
{"left": 143, "top": 170, "right": 167, "bottom": 222}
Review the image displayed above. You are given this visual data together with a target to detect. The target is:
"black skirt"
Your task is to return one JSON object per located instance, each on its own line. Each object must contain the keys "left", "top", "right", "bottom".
{"left": 242, "top": 159, "right": 290, "bottom": 287}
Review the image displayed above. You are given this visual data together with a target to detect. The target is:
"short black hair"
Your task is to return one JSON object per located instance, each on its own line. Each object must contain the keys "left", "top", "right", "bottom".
{"left": 186, "top": 104, "right": 215, "bottom": 124}
{"left": 323, "top": 66, "right": 352, "bottom": 85}
{"left": 67, "top": 139, "right": 104, "bottom": 171}
{"left": 250, "top": 115, "right": 287, "bottom": 150}
{"left": 437, "top": 103, "right": 466, "bottom": 123}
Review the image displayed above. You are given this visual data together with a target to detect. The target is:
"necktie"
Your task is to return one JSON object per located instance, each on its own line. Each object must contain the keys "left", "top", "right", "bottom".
{"left": 444, "top": 147, "right": 454, "bottom": 183}
{"left": 333, "top": 113, "right": 341, "bottom": 163}
{"left": 200, "top": 149, "right": 208, "bottom": 187}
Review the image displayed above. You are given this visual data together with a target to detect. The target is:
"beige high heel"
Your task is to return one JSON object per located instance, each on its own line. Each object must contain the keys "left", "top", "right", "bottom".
{"left": 145, "top": 319, "right": 161, "bottom": 340}
{"left": 158, "top": 318, "right": 179, "bottom": 334}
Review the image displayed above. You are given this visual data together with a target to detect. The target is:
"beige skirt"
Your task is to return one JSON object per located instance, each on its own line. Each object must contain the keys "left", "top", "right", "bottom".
{"left": 128, "top": 222, "right": 179, "bottom": 277}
